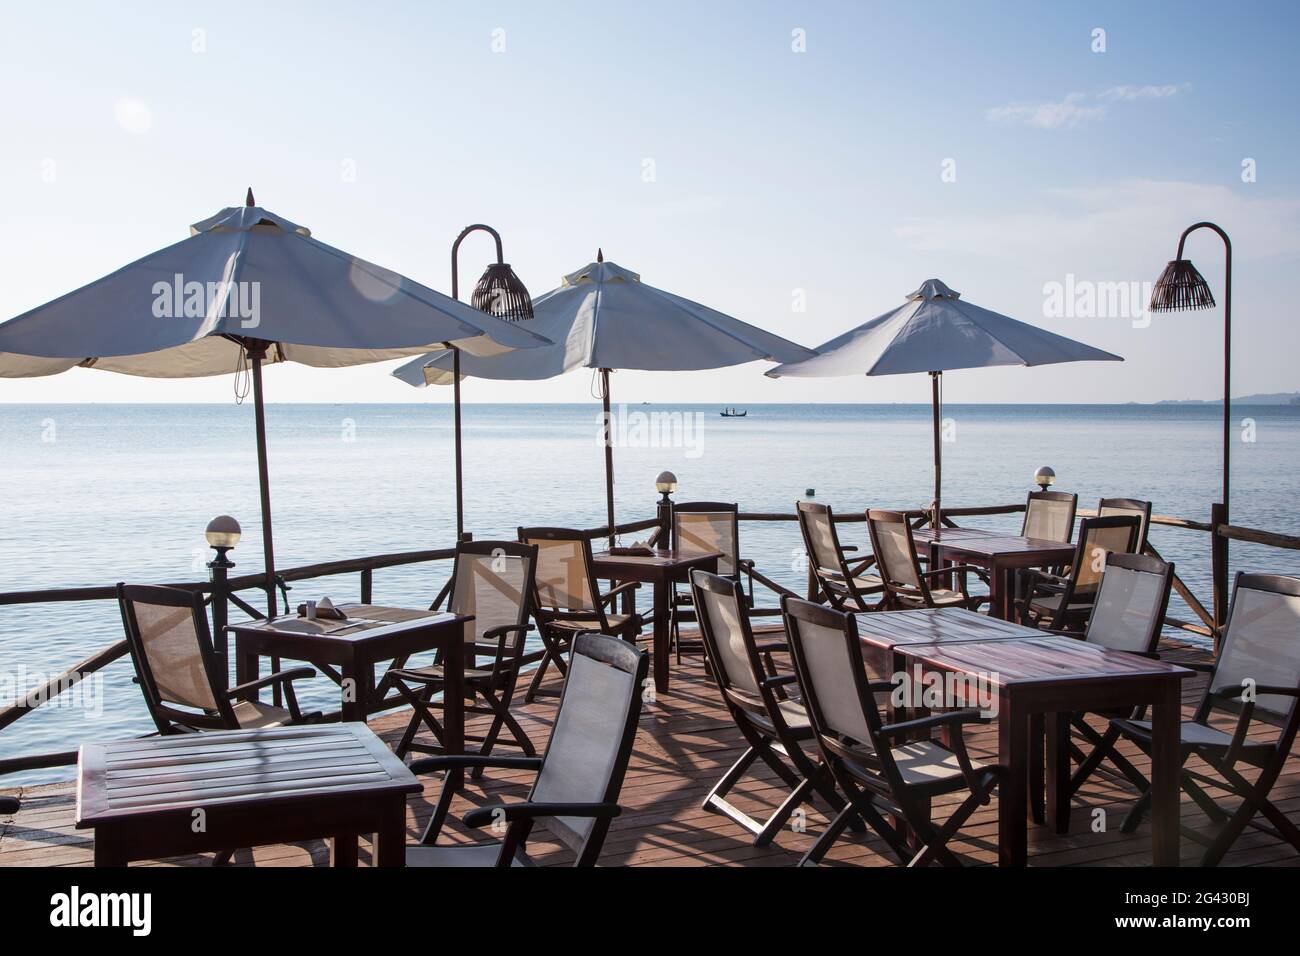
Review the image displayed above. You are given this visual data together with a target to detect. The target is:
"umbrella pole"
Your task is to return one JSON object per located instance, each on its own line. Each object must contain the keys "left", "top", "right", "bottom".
{"left": 931, "top": 371, "right": 942, "bottom": 541}
{"left": 601, "top": 368, "right": 616, "bottom": 548}
{"left": 453, "top": 346, "right": 464, "bottom": 540}
{"left": 250, "top": 345, "right": 278, "bottom": 618}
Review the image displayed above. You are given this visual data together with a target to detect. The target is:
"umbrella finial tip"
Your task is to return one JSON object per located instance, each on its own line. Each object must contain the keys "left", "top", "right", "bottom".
{"left": 245, "top": 188, "right": 256, "bottom": 207}
{"left": 597, "top": 248, "right": 603, "bottom": 262}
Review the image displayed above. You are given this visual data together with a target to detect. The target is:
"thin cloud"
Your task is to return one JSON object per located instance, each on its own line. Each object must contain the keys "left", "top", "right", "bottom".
{"left": 987, "top": 93, "right": 1106, "bottom": 129}
{"left": 1100, "top": 83, "right": 1187, "bottom": 100}
{"left": 988, "top": 83, "right": 1185, "bottom": 129}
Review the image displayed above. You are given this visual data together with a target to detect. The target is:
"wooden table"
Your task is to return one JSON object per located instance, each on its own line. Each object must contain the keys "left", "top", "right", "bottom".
{"left": 228, "top": 604, "right": 469, "bottom": 724}
{"left": 75, "top": 724, "right": 421, "bottom": 867}
{"left": 927, "top": 534, "right": 1077, "bottom": 620}
{"left": 854, "top": 607, "right": 1047, "bottom": 681}
{"left": 591, "top": 548, "right": 720, "bottom": 694}
{"left": 893, "top": 634, "right": 1191, "bottom": 866}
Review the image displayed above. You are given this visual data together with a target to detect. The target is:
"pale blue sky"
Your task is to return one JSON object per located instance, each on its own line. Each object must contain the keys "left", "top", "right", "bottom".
{"left": 1, "top": 1, "right": 1295, "bottom": 404}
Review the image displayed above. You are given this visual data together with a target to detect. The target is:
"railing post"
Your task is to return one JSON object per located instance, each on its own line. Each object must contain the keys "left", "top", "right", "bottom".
{"left": 207, "top": 555, "right": 232, "bottom": 692}
{"left": 1210, "top": 501, "right": 1229, "bottom": 650}
{"left": 360, "top": 567, "right": 373, "bottom": 605}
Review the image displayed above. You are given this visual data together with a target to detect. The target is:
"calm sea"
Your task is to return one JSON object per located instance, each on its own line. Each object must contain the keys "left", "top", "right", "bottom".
{"left": 3, "top": 402, "right": 1299, "bottom": 783}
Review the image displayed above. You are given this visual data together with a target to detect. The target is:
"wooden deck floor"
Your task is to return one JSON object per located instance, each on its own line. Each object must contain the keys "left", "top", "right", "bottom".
{"left": 3, "top": 634, "right": 1300, "bottom": 868}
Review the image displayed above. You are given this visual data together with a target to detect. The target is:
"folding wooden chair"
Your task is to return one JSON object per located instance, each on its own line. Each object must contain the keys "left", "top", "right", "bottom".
{"left": 866, "top": 509, "right": 988, "bottom": 611}
{"left": 669, "top": 501, "right": 781, "bottom": 663}
{"left": 406, "top": 634, "right": 649, "bottom": 867}
{"left": 782, "top": 596, "right": 1002, "bottom": 867}
{"left": 1109, "top": 572, "right": 1300, "bottom": 866}
{"left": 117, "top": 583, "right": 317, "bottom": 734}
{"left": 1016, "top": 514, "right": 1141, "bottom": 631}
{"left": 1042, "top": 554, "right": 1176, "bottom": 810}
{"left": 1021, "top": 490, "right": 1078, "bottom": 542}
{"left": 386, "top": 541, "right": 538, "bottom": 773}
{"left": 691, "top": 569, "right": 855, "bottom": 846}
{"left": 1098, "top": 496, "right": 1153, "bottom": 551}
{"left": 796, "top": 501, "right": 885, "bottom": 612}
{"left": 517, "top": 527, "right": 643, "bottom": 702}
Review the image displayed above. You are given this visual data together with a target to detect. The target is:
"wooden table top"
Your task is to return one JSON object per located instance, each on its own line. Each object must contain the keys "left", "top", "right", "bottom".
{"left": 930, "top": 534, "right": 1076, "bottom": 562}
{"left": 226, "top": 604, "right": 465, "bottom": 646}
{"left": 854, "top": 607, "right": 1045, "bottom": 650}
{"left": 591, "top": 549, "right": 723, "bottom": 587}
{"left": 76, "top": 723, "right": 420, "bottom": 827}
{"left": 592, "top": 548, "right": 722, "bottom": 570}
{"left": 897, "top": 634, "right": 1193, "bottom": 689}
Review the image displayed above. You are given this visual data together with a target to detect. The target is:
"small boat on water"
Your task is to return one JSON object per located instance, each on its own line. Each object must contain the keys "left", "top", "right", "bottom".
{"left": 720, "top": 407, "right": 747, "bottom": 417}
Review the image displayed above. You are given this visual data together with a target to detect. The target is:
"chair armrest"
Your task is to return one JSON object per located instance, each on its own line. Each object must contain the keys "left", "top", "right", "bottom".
{"left": 483, "top": 623, "right": 533, "bottom": 641}
{"left": 463, "top": 801, "right": 622, "bottom": 828}
{"left": 866, "top": 680, "right": 898, "bottom": 696}
{"left": 1023, "top": 569, "right": 1070, "bottom": 589}
{"left": 409, "top": 754, "right": 543, "bottom": 776}
{"left": 839, "top": 544, "right": 859, "bottom": 553}
{"left": 1210, "top": 683, "right": 1300, "bottom": 701}
{"left": 599, "top": 581, "right": 641, "bottom": 606}
{"left": 878, "top": 708, "right": 986, "bottom": 740}
{"left": 227, "top": 667, "right": 316, "bottom": 698}
{"left": 754, "top": 640, "right": 789, "bottom": 653}
{"left": 761, "top": 673, "right": 799, "bottom": 690}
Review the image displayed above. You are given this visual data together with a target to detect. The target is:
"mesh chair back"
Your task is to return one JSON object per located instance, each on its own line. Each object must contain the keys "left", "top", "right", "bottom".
{"left": 783, "top": 599, "right": 876, "bottom": 746}
{"left": 1073, "top": 517, "right": 1140, "bottom": 594}
{"left": 692, "top": 571, "right": 761, "bottom": 697}
{"left": 1023, "top": 491, "right": 1078, "bottom": 542}
{"left": 1084, "top": 553, "right": 1172, "bottom": 653}
{"left": 867, "top": 510, "right": 922, "bottom": 590}
{"left": 521, "top": 532, "right": 597, "bottom": 612}
{"left": 119, "top": 586, "right": 220, "bottom": 712}
{"left": 1212, "top": 575, "right": 1300, "bottom": 718}
{"left": 530, "top": 634, "right": 647, "bottom": 856}
{"left": 674, "top": 507, "right": 738, "bottom": 577}
{"left": 798, "top": 502, "right": 844, "bottom": 574}
{"left": 1099, "top": 498, "right": 1153, "bottom": 548}
{"left": 450, "top": 545, "right": 534, "bottom": 649}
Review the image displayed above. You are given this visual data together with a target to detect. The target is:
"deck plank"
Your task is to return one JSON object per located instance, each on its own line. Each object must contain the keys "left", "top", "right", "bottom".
{"left": 2, "top": 633, "right": 1297, "bottom": 867}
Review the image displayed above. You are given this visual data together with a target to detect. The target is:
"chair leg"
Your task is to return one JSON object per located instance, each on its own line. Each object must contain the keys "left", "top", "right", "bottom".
{"left": 1258, "top": 798, "right": 1300, "bottom": 853}
{"left": 1068, "top": 721, "right": 1121, "bottom": 796}
{"left": 1198, "top": 796, "right": 1260, "bottom": 867}
{"left": 1120, "top": 788, "right": 1151, "bottom": 833}
{"left": 799, "top": 803, "right": 858, "bottom": 866}
{"left": 393, "top": 682, "right": 438, "bottom": 760}
{"left": 524, "top": 634, "right": 569, "bottom": 703}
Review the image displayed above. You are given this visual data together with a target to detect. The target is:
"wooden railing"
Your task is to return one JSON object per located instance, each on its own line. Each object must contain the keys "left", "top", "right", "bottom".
{"left": 3, "top": 501, "right": 1299, "bottom": 782}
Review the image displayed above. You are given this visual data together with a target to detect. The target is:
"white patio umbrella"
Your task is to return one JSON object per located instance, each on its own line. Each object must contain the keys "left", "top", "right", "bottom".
{"left": 394, "top": 253, "right": 816, "bottom": 542}
{"left": 0, "top": 192, "right": 551, "bottom": 613}
{"left": 767, "top": 279, "right": 1122, "bottom": 534}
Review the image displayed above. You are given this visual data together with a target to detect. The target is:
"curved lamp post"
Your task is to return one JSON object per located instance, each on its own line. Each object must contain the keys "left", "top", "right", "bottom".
{"left": 449, "top": 225, "right": 534, "bottom": 539}
{"left": 1149, "top": 222, "right": 1232, "bottom": 520}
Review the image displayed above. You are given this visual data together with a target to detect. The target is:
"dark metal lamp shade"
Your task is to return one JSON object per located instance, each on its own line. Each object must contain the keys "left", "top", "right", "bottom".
{"left": 1149, "top": 258, "right": 1216, "bottom": 312}
{"left": 471, "top": 262, "right": 534, "bottom": 321}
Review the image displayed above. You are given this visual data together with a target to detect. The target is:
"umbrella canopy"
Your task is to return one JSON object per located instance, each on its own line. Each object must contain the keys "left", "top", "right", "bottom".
{"left": 395, "top": 254, "right": 816, "bottom": 539}
{"left": 768, "top": 279, "right": 1122, "bottom": 531}
{"left": 395, "top": 257, "right": 813, "bottom": 385}
{"left": 0, "top": 200, "right": 547, "bottom": 378}
{"left": 0, "top": 194, "right": 552, "bottom": 620}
